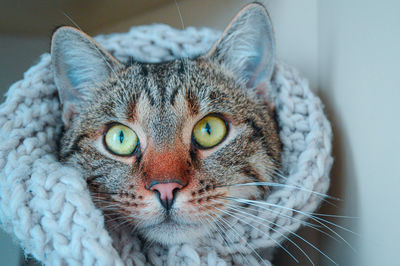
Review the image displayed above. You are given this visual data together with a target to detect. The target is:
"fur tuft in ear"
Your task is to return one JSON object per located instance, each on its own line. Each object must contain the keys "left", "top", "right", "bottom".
{"left": 51, "top": 26, "right": 122, "bottom": 126}
{"left": 206, "top": 3, "right": 275, "bottom": 90}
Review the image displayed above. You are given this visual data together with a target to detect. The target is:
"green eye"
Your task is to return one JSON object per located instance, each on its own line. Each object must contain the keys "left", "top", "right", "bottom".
{"left": 104, "top": 124, "right": 138, "bottom": 155}
{"left": 193, "top": 115, "right": 227, "bottom": 149}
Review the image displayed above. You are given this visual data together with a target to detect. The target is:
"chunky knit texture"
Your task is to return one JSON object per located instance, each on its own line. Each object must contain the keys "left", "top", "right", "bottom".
{"left": 0, "top": 24, "right": 332, "bottom": 265}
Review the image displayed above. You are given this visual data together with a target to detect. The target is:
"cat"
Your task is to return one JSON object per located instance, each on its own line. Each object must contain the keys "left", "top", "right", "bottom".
{"left": 52, "top": 3, "right": 281, "bottom": 246}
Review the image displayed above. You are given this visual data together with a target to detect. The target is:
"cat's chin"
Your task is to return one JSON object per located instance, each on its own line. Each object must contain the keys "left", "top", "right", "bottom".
{"left": 140, "top": 219, "right": 208, "bottom": 246}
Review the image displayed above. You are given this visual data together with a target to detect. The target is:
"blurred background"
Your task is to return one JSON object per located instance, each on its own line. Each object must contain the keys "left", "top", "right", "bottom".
{"left": 0, "top": 0, "right": 399, "bottom": 265}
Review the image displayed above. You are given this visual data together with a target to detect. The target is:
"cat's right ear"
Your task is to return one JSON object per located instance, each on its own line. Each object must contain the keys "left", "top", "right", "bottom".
{"left": 204, "top": 3, "right": 275, "bottom": 93}
{"left": 51, "top": 26, "right": 122, "bottom": 126}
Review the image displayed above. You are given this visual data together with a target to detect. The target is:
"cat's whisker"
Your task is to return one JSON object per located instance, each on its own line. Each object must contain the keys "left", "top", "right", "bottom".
{"left": 202, "top": 213, "right": 230, "bottom": 246}
{"left": 204, "top": 212, "right": 246, "bottom": 261}
{"left": 202, "top": 213, "right": 256, "bottom": 266}
{"left": 174, "top": 0, "right": 185, "bottom": 30}
{"left": 213, "top": 206, "right": 299, "bottom": 264}
{"left": 221, "top": 196, "right": 358, "bottom": 254}
{"left": 90, "top": 198, "right": 119, "bottom": 206}
{"left": 107, "top": 216, "right": 133, "bottom": 232}
{"left": 213, "top": 190, "right": 321, "bottom": 230}
{"left": 218, "top": 181, "right": 339, "bottom": 201}
{"left": 267, "top": 166, "right": 341, "bottom": 207}
{"left": 309, "top": 213, "right": 359, "bottom": 219}
{"left": 96, "top": 203, "right": 122, "bottom": 210}
{"left": 219, "top": 178, "right": 339, "bottom": 210}
{"left": 216, "top": 200, "right": 342, "bottom": 266}
{"left": 89, "top": 190, "right": 119, "bottom": 196}
{"left": 214, "top": 199, "right": 341, "bottom": 244}
{"left": 91, "top": 197, "right": 116, "bottom": 202}
{"left": 196, "top": 215, "right": 232, "bottom": 260}
{"left": 101, "top": 209, "right": 122, "bottom": 215}
{"left": 96, "top": 204, "right": 120, "bottom": 210}
{"left": 237, "top": 168, "right": 339, "bottom": 208}
{"left": 206, "top": 210, "right": 263, "bottom": 265}
{"left": 266, "top": 157, "right": 283, "bottom": 169}
{"left": 224, "top": 206, "right": 339, "bottom": 266}
{"left": 197, "top": 214, "right": 219, "bottom": 245}
{"left": 104, "top": 215, "right": 138, "bottom": 231}
{"left": 224, "top": 196, "right": 357, "bottom": 235}
{"left": 104, "top": 215, "right": 127, "bottom": 224}
{"left": 129, "top": 219, "right": 148, "bottom": 238}
{"left": 215, "top": 202, "right": 319, "bottom": 265}
{"left": 142, "top": 233, "right": 157, "bottom": 251}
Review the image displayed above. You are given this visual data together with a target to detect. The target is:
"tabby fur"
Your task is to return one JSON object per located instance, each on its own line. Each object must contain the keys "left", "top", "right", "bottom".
{"left": 53, "top": 3, "right": 282, "bottom": 245}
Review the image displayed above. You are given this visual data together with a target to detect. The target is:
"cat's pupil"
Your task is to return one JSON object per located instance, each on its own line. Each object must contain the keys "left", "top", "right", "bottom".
{"left": 205, "top": 122, "right": 211, "bottom": 135}
{"left": 119, "top": 131, "right": 124, "bottom": 143}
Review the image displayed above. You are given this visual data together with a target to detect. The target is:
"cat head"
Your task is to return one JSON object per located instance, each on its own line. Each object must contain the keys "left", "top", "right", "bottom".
{"left": 52, "top": 3, "right": 281, "bottom": 245}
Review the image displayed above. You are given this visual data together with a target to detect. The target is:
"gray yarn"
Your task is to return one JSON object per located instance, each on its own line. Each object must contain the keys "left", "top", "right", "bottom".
{"left": 0, "top": 24, "right": 332, "bottom": 265}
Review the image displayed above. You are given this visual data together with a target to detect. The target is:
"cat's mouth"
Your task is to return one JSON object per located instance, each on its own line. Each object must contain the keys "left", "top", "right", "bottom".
{"left": 149, "top": 212, "right": 198, "bottom": 229}
{"left": 139, "top": 213, "right": 207, "bottom": 245}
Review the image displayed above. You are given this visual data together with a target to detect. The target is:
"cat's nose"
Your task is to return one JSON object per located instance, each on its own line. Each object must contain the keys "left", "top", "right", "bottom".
{"left": 150, "top": 181, "right": 183, "bottom": 210}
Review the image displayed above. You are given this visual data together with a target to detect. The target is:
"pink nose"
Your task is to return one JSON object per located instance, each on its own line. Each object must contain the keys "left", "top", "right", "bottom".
{"left": 150, "top": 182, "right": 183, "bottom": 210}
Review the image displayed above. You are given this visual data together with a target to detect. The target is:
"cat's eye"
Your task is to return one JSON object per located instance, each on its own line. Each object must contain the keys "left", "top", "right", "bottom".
{"left": 104, "top": 124, "right": 138, "bottom": 156}
{"left": 193, "top": 115, "right": 227, "bottom": 149}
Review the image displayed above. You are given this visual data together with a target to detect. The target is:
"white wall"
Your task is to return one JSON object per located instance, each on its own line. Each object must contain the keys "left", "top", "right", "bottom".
{"left": 318, "top": 0, "right": 400, "bottom": 265}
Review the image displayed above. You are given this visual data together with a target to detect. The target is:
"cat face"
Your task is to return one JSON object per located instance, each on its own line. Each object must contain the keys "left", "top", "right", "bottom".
{"left": 52, "top": 3, "right": 281, "bottom": 245}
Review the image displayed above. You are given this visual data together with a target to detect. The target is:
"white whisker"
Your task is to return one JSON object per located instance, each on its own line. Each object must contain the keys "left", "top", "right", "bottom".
{"left": 225, "top": 181, "right": 339, "bottom": 201}
{"left": 268, "top": 168, "right": 340, "bottom": 207}
{"left": 215, "top": 199, "right": 341, "bottom": 243}
{"left": 205, "top": 212, "right": 252, "bottom": 265}
{"left": 217, "top": 200, "right": 334, "bottom": 265}
{"left": 207, "top": 210, "right": 267, "bottom": 265}
{"left": 214, "top": 206, "right": 299, "bottom": 264}
{"left": 174, "top": 0, "right": 185, "bottom": 30}
{"left": 223, "top": 197, "right": 358, "bottom": 253}
{"left": 216, "top": 202, "right": 317, "bottom": 265}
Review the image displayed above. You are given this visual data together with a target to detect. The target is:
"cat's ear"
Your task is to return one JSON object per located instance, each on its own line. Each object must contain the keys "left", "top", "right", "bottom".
{"left": 51, "top": 26, "right": 122, "bottom": 126}
{"left": 205, "top": 3, "right": 275, "bottom": 90}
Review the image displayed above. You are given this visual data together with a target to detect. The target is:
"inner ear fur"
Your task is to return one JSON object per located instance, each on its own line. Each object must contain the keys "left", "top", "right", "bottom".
{"left": 205, "top": 3, "right": 275, "bottom": 91}
{"left": 51, "top": 26, "right": 122, "bottom": 126}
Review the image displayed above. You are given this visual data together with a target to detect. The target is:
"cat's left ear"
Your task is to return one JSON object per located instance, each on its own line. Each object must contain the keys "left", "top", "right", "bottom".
{"left": 205, "top": 3, "right": 275, "bottom": 90}
{"left": 51, "top": 26, "right": 123, "bottom": 126}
